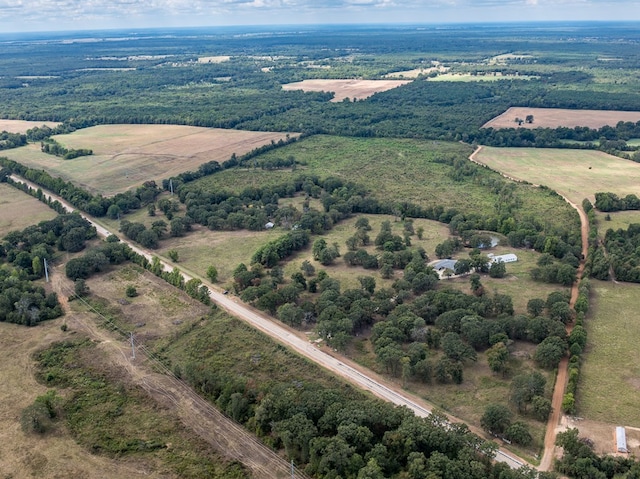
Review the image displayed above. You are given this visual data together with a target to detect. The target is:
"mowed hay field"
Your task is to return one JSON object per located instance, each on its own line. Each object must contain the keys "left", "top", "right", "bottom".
{"left": 0, "top": 119, "right": 59, "bottom": 133}
{"left": 483, "top": 107, "right": 640, "bottom": 129}
{"left": 5, "top": 124, "right": 296, "bottom": 195}
{"left": 281, "top": 79, "right": 411, "bottom": 102}
{"left": 0, "top": 183, "right": 58, "bottom": 232}
{"left": 579, "top": 280, "right": 640, "bottom": 426}
{"left": 474, "top": 146, "right": 640, "bottom": 205}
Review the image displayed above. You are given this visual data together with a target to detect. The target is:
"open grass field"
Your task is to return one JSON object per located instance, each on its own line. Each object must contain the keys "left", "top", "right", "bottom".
{"left": 578, "top": 280, "right": 640, "bottom": 427}
{"left": 192, "top": 136, "right": 580, "bottom": 235}
{"left": 281, "top": 79, "right": 411, "bottom": 102}
{"left": 0, "top": 119, "right": 59, "bottom": 133}
{"left": 156, "top": 225, "right": 284, "bottom": 286}
{"left": 4, "top": 124, "right": 296, "bottom": 196}
{"left": 474, "top": 146, "right": 640, "bottom": 205}
{"left": 483, "top": 107, "right": 640, "bottom": 130}
{"left": 0, "top": 183, "right": 58, "bottom": 233}
{"left": 594, "top": 210, "right": 640, "bottom": 239}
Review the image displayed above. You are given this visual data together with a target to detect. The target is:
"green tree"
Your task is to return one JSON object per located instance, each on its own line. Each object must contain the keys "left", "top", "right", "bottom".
{"left": 532, "top": 395, "right": 552, "bottom": 422}
{"left": 481, "top": 403, "right": 512, "bottom": 434}
{"left": 206, "top": 265, "right": 218, "bottom": 283}
{"left": 489, "top": 260, "right": 506, "bottom": 278}
{"left": 534, "top": 336, "right": 567, "bottom": 369}
{"left": 527, "top": 298, "right": 545, "bottom": 317}
{"left": 486, "top": 342, "right": 509, "bottom": 375}
{"left": 168, "top": 249, "right": 179, "bottom": 262}
{"left": 506, "top": 421, "right": 532, "bottom": 446}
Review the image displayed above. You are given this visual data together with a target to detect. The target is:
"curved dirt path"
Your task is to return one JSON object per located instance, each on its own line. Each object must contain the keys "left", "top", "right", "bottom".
{"left": 468, "top": 147, "right": 590, "bottom": 471}
{"left": 11, "top": 174, "right": 527, "bottom": 470}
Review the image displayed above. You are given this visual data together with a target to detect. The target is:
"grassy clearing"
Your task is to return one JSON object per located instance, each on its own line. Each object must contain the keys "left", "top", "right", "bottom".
{"left": 4, "top": 125, "right": 295, "bottom": 195}
{"left": 35, "top": 339, "right": 246, "bottom": 479}
{"left": 578, "top": 280, "right": 640, "bottom": 426}
{"left": 155, "top": 308, "right": 353, "bottom": 398}
{"left": 156, "top": 226, "right": 284, "bottom": 286}
{"left": 475, "top": 146, "right": 640, "bottom": 205}
{"left": 593, "top": 210, "right": 640, "bottom": 239}
{"left": 441, "top": 246, "right": 570, "bottom": 315}
{"left": 81, "top": 264, "right": 211, "bottom": 337}
{"left": 191, "top": 136, "right": 579, "bottom": 236}
{"left": 0, "top": 183, "right": 58, "bottom": 233}
{"left": 0, "top": 318, "right": 178, "bottom": 479}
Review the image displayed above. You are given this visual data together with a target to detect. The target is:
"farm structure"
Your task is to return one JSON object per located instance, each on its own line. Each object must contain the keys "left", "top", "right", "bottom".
{"left": 617, "top": 427, "right": 628, "bottom": 453}
{"left": 488, "top": 253, "right": 518, "bottom": 263}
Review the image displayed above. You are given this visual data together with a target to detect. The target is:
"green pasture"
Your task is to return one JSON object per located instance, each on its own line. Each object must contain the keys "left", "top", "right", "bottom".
{"left": 594, "top": 210, "right": 640, "bottom": 239}
{"left": 0, "top": 183, "right": 57, "bottom": 233}
{"left": 476, "top": 146, "right": 640, "bottom": 205}
{"left": 191, "top": 136, "right": 579, "bottom": 235}
{"left": 578, "top": 280, "right": 640, "bottom": 426}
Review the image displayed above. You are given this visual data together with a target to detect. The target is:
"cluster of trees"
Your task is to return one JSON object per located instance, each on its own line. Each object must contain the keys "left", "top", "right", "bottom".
{"left": 40, "top": 139, "right": 93, "bottom": 160}
{"left": 0, "top": 214, "right": 96, "bottom": 325}
{"left": 0, "top": 131, "right": 27, "bottom": 150}
{"left": 594, "top": 192, "right": 640, "bottom": 212}
{"left": 118, "top": 216, "right": 192, "bottom": 249}
{"left": 530, "top": 252, "right": 578, "bottom": 286}
{"left": 555, "top": 428, "right": 640, "bottom": 479}
{"left": 468, "top": 121, "right": 640, "bottom": 153}
{"left": 602, "top": 225, "right": 640, "bottom": 283}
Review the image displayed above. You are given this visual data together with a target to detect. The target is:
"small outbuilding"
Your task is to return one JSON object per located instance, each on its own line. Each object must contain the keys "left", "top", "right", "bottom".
{"left": 264, "top": 222, "right": 275, "bottom": 229}
{"left": 616, "top": 426, "right": 628, "bottom": 453}
{"left": 488, "top": 253, "right": 518, "bottom": 264}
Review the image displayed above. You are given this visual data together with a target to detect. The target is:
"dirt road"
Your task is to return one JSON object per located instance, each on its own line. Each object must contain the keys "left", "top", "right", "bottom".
{"left": 468, "top": 148, "right": 591, "bottom": 471}
{"left": 11, "top": 175, "right": 526, "bottom": 470}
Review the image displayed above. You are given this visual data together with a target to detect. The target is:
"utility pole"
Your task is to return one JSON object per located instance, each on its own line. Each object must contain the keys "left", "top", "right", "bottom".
{"left": 291, "top": 460, "right": 294, "bottom": 479}
{"left": 44, "top": 258, "right": 49, "bottom": 282}
{"left": 169, "top": 179, "right": 174, "bottom": 195}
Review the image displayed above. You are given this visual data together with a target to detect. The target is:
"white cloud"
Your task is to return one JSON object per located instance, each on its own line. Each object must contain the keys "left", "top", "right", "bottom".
{"left": 0, "top": 0, "right": 638, "bottom": 32}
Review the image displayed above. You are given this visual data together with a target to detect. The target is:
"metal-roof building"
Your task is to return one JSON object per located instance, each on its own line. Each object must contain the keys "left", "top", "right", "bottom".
{"left": 617, "top": 426, "right": 628, "bottom": 453}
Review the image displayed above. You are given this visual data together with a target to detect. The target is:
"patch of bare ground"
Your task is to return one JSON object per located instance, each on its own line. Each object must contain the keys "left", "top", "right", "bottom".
{"left": 561, "top": 417, "right": 640, "bottom": 456}
{"left": 281, "top": 79, "right": 411, "bottom": 102}
{"left": 0, "top": 119, "right": 60, "bottom": 133}
{"left": 483, "top": 107, "right": 640, "bottom": 129}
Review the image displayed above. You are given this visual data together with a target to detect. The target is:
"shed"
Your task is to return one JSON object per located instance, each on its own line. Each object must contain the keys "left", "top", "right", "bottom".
{"left": 265, "top": 222, "right": 275, "bottom": 229}
{"left": 490, "top": 253, "right": 518, "bottom": 264}
{"left": 617, "top": 426, "right": 628, "bottom": 453}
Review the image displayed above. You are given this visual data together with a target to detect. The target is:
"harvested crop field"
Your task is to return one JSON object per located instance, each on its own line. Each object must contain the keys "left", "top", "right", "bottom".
{"left": 473, "top": 146, "right": 640, "bottom": 205}
{"left": 0, "top": 119, "right": 59, "bottom": 133}
{"left": 483, "top": 107, "right": 640, "bottom": 129}
{"left": 0, "top": 183, "right": 57, "bottom": 233}
{"left": 281, "top": 79, "right": 411, "bottom": 102}
{"left": 5, "top": 124, "right": 297, "bottom": 196}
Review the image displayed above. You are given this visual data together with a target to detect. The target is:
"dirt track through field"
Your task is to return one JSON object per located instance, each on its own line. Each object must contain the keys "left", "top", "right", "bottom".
{"left": 51, "top": 272, "right": 299, "bottom": 479}
{"left": 470, "top": 146, "right": 591, "bottom": 471}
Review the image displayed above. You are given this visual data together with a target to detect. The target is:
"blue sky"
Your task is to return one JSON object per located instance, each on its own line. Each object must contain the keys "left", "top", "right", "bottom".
{"left": 1, "top": 0, "right": 638, "bottom": 32}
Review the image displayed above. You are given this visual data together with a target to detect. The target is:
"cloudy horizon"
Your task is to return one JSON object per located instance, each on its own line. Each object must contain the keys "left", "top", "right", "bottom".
{"left": 1, "top": 0, "right": 639, "bottom": 33}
